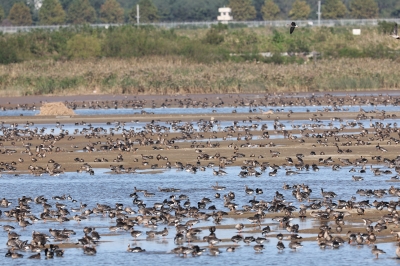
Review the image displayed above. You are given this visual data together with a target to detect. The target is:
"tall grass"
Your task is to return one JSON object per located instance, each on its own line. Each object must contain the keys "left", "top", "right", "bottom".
{"left": 0, "top": 57, "right": 399, "bottom": 96}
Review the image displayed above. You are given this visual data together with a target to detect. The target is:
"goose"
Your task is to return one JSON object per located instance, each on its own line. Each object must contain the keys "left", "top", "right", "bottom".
{"left": 226, "top": 246, "right": 236, "bottom": 252}
{"left": 371, "top": 245, "right": 386, "bottom": 258}
{"left": 209, "top": 247, "right": 221, "bottom": 255}
{"left": 396, "top": 242, "right": 400, "bottom": 258}
{"left": 391, "top": 23, "right": 400, "bottom": 39}
{"left": 231, "top": 234, "right": 243, "bottom": 244}
{"left": 191, "top": 245, "right": 205, "bottom": 256}
{"left": 83, "top": 245, "right": 96, "bottom": 255}
{"left": 235, "top": 223, "right": 244, "bottom": 232}
{"left": 288, "top": 241, "right": 303, "bottom": 250}
{"left": 212, "top": 182, "right": 226, "bottom": 191}
{"left": 127, "top": 244, "right": 145, "bottom": 252}
{"left": 255, "top": 237, "right": 267, "bottom": 244}
{"left": 277, "top": 240, "right": 285, "bottom": 251}
{"left": 245, "top": 185, "right": 254, "bottom": 195}
{"left": 28, "top": 253, "right": 40, "bottom": 259}
{"left": 254, "top": 244, "right": 264, "bottom": 252}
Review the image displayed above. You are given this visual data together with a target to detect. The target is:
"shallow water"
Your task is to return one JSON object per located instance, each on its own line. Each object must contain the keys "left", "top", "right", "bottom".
{"left": 1, "top": 165, "right": 399, "bottom": 265}
{"left": 1, "top": 95, "right": 400, "bottom": 265}
{"left": 0, "top": 104, "right": 398, "bottom": 117}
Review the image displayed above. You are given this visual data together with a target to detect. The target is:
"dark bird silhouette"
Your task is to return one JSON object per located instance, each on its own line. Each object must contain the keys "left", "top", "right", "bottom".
{"left": 289, "top": 22, "right": 298, "bottom": 34}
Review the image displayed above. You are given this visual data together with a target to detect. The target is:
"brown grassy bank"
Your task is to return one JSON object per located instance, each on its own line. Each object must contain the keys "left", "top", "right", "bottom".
{"left": 0, "top": 57, "right": 399, "bottom": 97}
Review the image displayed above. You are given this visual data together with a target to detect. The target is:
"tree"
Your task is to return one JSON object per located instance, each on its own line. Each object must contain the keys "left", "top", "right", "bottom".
{"left": 39, "top": 0, "right": 66, "bottom": 25}
{"left": 289, "top": 0, "right": 310, "bottom": 20}
{"left": 67, "top": 0, "right": 97, "bottom": 24}
{"left": 100, "top": 0, "right": 124, "bottom": 23}
{"left": 130, "top": 0, "right": 159, "bottom": 23}
{"left": 229, "top": 0, "right": 257, "bottom": 21}
{"left": 8, "top": 2, "right": 33, "bottom": 26}
{"left": 59, "top": 0, "right": 73, "bottom": 11}
{"left": 322, "top": 0, "right": 347, "bottom": 19}
{"left": 349, "top": 0, "right": 378, "bottom": 19}
{"left": 261, "top": 0, "right": 280, "bottom": 20}
{"left": 0, "top": 5, "right": 4, "bottom": 22}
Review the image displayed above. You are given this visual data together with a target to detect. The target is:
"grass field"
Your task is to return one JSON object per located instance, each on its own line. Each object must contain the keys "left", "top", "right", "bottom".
{"left": 0, "top": 24, "right": 399, "bottom": 96}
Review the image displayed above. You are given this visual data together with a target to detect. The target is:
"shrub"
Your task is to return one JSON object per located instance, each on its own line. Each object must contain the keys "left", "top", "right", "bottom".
{"left": 0, "top": 40, "right": 19, "bottom": 64}
{"left": 66, "top": 34, "right": 101, "bottom": 59}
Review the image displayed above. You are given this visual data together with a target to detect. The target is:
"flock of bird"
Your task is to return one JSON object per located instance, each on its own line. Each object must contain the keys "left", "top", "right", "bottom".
{"left": 1, "top": 93, "right": 400, "bottom": 262}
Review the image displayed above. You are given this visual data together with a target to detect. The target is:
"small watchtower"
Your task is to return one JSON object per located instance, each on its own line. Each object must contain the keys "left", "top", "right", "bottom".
{"left": 217, "top": 7, "right": 233, "bottom": 24}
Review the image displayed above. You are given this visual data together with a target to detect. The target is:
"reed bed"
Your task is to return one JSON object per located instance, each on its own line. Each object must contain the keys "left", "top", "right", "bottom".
{"left": 0, "top": 56, "right": 399, "bottom": 96}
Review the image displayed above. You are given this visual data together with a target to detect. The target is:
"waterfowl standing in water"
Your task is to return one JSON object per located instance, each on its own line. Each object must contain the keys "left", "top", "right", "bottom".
{"left": 371, "top": 245, "right": 385, "bottom": 258}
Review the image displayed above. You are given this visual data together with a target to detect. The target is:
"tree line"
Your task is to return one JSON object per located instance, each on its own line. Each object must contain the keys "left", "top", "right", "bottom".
{"left": 0, "top": 0, "right": 398, "bottom": 26}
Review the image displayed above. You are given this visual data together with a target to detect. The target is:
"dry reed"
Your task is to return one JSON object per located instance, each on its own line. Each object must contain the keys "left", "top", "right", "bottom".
{"left": 38, "top": 102, "right": 75, "bottom": 116}
{"left": 0, "top": 56, "right": 399, "bottom": 97}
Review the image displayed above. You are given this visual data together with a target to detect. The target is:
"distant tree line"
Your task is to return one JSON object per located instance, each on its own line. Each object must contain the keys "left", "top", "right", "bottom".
{"left": 0, "top": 0, "right": 398, "bottom": 26}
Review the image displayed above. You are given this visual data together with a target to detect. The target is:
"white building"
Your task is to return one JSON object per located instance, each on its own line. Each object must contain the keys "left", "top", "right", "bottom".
{"left": 217, "top": 7, "right": 233, "bottom": 24}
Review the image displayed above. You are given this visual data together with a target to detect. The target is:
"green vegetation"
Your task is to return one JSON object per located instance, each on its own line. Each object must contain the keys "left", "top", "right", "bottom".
{"left": 289, "top": 0, "right": 311, "bottom": 20}
{"left": 0, "top": 5, "right": 5, "bottom": 22}
{"left": 39, "top": 0, "right": 66, "bottom": 25}
{"left": 322, "top": 0, "right": 347, "bottom": 19}
{"left": 0, "top": 23, "right": 399, "bottom": 96}
{"left": 0, "top": 23, "right": 398, "bottom": 64}
{"left": 0, "top": 0, "right": 398, "bottom": 26}
{"left": 229, "top": 0, "right": 256, "bottom": 21}
{"left": 130, "top": 0, "right": 159, "bottom": 23}
{"left": 100, "top": 0, "right": 124, "bottom": 23}
{"left": 67, "top": 0, "right": 97, "bottom": 24}
{"left": 349, "top": 0, "right": 379, "bottom": 19}
{"left": 8, "top": 2, "right": 32, "bottom": 26}
{"left": 261, "top": 0, "right": 280, "bottom": 20}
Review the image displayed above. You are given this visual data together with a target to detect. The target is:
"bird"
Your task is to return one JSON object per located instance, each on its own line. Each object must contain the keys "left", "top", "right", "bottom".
{"left": 396, "top": 242, "right": 400, "bottom": 258}
{"left": 390, "top": 23, "right": 400, "bottom": 39}
{"left": 277, "top": 241, "right": 285, "bottom": 251}
{"left": 127, "top": 244, "right": 146, "bottom": 252}
{"left": 83, "top": 245, "right": 96, "bottom": 255}
{"left": 254, "top": 244, "right": 264, "bottom": 252}
{"left": 235, "top": 223, "right": 244, "bottom": 232}
{"left": 28, "top": 253, "right": 41, "bottom": 259}
{"left": 288, "top": 241, "right": 303, "bottom": 250}
{"left": 371, "top": 245, "right": 385, "bottom": 259}
{"left": 289, "top": 22, "right": 298, "bottom": 34}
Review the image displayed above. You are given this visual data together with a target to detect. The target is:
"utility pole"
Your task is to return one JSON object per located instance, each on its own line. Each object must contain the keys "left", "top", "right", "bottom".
{"left": 137, "top": 4, "right": 140, "bottom": 25}
{"left": 317, "top": 1, "right": 321, "bottom": 26}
